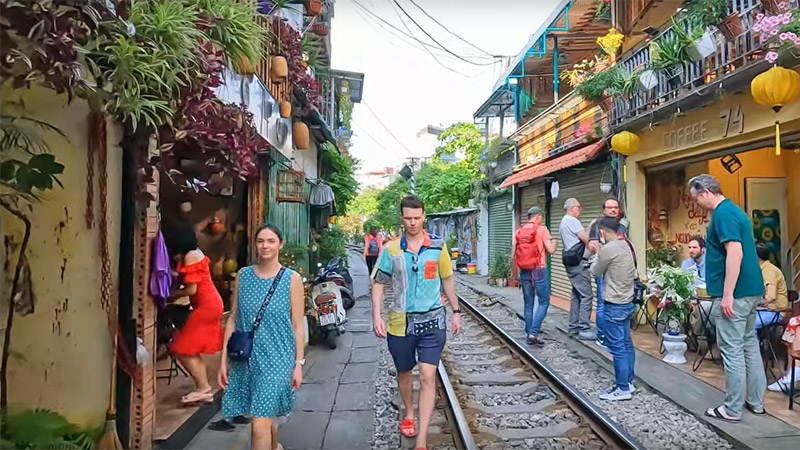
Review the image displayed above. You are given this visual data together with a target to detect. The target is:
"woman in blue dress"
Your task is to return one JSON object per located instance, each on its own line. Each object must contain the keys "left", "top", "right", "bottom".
{"left": 219, "top": 224, "right": 305, "bottom": 450}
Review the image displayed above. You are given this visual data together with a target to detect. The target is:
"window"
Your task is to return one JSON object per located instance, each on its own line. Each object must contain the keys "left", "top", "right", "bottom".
{"left": 276, "top": 170, "right": 306, "bottom": 203}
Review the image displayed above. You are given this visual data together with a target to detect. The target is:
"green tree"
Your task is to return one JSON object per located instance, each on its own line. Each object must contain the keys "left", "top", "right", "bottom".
{"left": 434, "top": 122, "right": 484, "bottom": 174}
{"left": 320, "top": 143, "right": 360, "bottom": 215}
{"left": 373, "top": 177, "right": 410, "bottom": 231}
{"left": 415, "top": 161, "right": 472, "bottom": 213}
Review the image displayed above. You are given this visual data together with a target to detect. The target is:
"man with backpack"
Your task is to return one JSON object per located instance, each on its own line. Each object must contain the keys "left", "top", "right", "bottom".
{"left": 512, "top": 206, "right": 556, "bottom": 346}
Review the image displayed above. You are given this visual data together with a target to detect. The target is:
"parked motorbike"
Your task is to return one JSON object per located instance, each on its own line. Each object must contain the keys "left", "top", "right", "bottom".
{"left": 306, "top": 261, "right": 348, "bottom": 349}
{"left": 319, "top": 256, "right": 355, "bottom": 310}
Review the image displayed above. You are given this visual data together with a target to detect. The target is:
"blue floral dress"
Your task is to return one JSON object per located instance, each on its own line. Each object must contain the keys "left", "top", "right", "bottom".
{"left": 222, "top": 266, "right": 297, "bottom": 418}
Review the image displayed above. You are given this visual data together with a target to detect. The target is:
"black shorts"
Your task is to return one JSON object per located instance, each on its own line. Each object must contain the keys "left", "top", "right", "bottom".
{"left": 387, "top": 329, "right": 446, "bottom": 373}
{"left": 366, "top": 255, "right": 378, "bottom": 275}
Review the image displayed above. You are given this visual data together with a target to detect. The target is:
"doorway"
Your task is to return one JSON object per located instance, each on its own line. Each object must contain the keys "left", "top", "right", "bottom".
{"left": 745, "top": 177, "right": 789, "bottom": 278}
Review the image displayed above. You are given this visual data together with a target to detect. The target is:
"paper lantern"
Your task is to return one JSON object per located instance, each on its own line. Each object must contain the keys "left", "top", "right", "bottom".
{"left": 270, "top": 56, "right": 288, "bottom": 82}
{"left": 223, "top": 259, "right": 238, "bottom": 274}
{"left": 611, "top": 131, "right": 640, "bottom": 156}
{"left": 293, "top": 122, "right": 309, "bottom": 150}
{"left": 751, "top": 66, "right": 800, "bottom": 155}
{"left": 280, "top": 101, "right": 292, "bottom": 118}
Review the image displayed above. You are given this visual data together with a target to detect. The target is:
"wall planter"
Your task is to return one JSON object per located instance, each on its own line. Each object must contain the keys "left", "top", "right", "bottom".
{"left": 639, "top": 69, "right": 659, "bottom": 89}
{"left": 686, "top": 31, "right": 716, "bottom": 62}
{"left": 280, "top": 101, "right": 292, "bottom": 118}
{"left": 598, "top": 96, "right": 613, "bottom": 112}
{"left": 306, "top": 0, "right": 323, "bottom": 15}
{"left": 270, "top": 56, "right": 288, "bottom": 82}
{"left": 313, "top": 23, "right": 329, "bottom": 37}
{"left": 762, "top": 0, "right": 782, "bottom": 14}
{"left": 293, "top": 122, "right": 310, "bottom": 150}
{"left": 718, "top": 13, "right": 743, "bottom": 41}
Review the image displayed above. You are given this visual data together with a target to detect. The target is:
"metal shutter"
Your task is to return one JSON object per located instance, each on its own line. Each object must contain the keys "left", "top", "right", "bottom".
{"left": 519, "top": 182, "right": 546, "bottom": 218}
{"left": 548, "top": 164, "right": 607, "bottom": 300}
{"left": 488, "top": 192, "right": 513, "bottom": 267}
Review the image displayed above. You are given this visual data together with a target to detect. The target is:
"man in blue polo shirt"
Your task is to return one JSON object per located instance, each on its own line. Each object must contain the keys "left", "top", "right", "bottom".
{"left": 371, "top": 195, "right": 461, "bottom": 450}
{"left": 688, "top": 174, "right": 766, "bottom": 422}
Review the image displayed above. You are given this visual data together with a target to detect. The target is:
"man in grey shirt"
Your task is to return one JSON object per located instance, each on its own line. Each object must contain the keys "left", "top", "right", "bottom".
{"left": 591, "top": 217, "right": 637, "bottom": 401}
{"left": 559, "top": 198, "right": 595, "bottom": 340}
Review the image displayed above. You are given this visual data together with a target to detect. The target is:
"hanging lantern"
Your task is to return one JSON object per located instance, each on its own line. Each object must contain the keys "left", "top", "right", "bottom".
{"left": 270, "top": 56, "right": 288, "bottom": 82}
{"left": 312, "top": 23, "right": 329, "bottom": 37}
{"left": 236, "top": 54, "right": 256, "bottom": 75}
{"left": 306, "top": 0, "right": 323, "bottom": 15}
{"left": 611, "top": 131, "right": 640, "bottom": 156}
{"left": 751, "top": 66, "right": 800, "bottom": 156}
{"left": 280, "top": 101, "right": 292, "bottom": 118}
{"left": 293, "top": 122, "right": 310, "bottom": 150}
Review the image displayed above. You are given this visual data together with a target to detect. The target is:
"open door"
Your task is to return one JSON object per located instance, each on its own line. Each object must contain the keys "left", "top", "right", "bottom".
{"left": 745, "top": 177, "right": 789, "bottom": 280}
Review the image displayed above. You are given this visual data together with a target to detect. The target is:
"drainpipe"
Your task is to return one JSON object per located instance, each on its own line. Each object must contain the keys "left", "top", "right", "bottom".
{"left": 553, "top": 35, "right": 559, "bottom": 104}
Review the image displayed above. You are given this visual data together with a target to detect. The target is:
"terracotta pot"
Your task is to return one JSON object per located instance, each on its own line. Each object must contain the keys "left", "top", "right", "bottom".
{"left": 598, "top": 96, "right": 613, "bottom": 113}
{"left": 718, "top": 13, "right": 743, "bottom": 41}
{"left": 270, "top": 56, "right": 288, "bottom": 82}
{"left": 305, "top": 0, "right": 322, "bottom": 15}
{"left": 762, "top": 0, "right": 782, "bottom": 14}
{"left": 280, "top": 101, "right": 292, "bottom": 118}
{"left": 313, "top": 23, "right": 329, "bottom": 37}
{"left": 293, "top": 122, "right": 309, "bottom": 150}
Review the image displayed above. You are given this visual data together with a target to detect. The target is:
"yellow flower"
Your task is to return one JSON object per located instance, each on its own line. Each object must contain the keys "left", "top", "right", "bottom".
{"left": 597, "top": 28, "right": 624, "bottom": 56}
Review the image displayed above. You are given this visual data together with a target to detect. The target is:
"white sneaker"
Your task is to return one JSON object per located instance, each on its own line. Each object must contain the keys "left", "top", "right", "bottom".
{"left": 599, "top": 387, "right": 632, "bottom": 401}
{"left": 628, "top": 383, "right": 636, "bottom": 394}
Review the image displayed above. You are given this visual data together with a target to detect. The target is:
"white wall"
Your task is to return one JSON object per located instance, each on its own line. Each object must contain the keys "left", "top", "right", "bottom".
{"left": 478, "top": 199, "right": 489, "bottom": 275}
{"left": 296, "top": 139, "right": 319, "bottom": 181}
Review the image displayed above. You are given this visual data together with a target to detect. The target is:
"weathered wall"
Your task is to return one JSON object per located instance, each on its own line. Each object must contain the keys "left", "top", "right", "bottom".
{"left": 1, "top": 86, "right": 122, "bottom": 427}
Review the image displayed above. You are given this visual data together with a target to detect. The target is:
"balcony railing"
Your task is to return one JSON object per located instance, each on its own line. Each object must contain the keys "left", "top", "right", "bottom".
{"left": 609, "top": 0, "right": 790, "bottom": 127}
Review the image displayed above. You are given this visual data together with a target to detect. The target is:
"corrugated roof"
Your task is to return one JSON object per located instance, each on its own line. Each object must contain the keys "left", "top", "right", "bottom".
{"left": 499, "top": 139, "right": 606, "bottom": 188}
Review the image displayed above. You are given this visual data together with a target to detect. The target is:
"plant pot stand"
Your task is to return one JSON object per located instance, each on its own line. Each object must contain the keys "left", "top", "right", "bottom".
{"left": 662, "top": 333, "right": 688, "bottom": 364}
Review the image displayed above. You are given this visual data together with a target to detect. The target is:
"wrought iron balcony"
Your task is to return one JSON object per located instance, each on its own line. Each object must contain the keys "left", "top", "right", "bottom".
{"left": 609, "top": 0, "right": 794, "bottom": 129}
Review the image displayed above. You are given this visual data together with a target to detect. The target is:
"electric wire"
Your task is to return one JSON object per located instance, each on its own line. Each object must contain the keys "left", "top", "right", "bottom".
{"left": 352, "top": 119, "right": 407, "bottom": 156}
{"left": 407, "top": 0, "right": 496, "bottom": 58}
{"left": 361, "top": 101, "right": 416, "bottom": 156}
{"left": 389, "top": 0, "right": 497, "bottom": 66}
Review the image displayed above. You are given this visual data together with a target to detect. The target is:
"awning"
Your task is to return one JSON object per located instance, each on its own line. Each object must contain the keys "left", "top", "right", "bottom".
{"left": 499, "top": 139, "right": 607, "bottom": 189}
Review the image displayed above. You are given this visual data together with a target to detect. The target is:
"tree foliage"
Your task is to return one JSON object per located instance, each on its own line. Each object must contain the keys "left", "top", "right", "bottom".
{"left": 434, "top": 122, "right": 484, "bottom": 175}
{"left": 320, "top": 142, "right": 359, "bottom": 215}
{"left": 415, "top": 161, "right": 472, "bottom": 213}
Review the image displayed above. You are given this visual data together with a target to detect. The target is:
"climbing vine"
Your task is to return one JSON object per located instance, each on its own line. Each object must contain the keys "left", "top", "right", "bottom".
{"left": 337, "top": 81, "right": 353, "bottom": 131}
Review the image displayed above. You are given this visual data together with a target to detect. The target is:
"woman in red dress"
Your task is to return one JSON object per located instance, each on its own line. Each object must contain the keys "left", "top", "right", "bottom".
{"left": 166, "top": 225, "right": 224, "bottom": 405}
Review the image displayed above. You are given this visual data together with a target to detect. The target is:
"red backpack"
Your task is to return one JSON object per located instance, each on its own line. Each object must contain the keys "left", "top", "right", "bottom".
{"left": 514, "top": 223, "right": 542, "bottom": 270}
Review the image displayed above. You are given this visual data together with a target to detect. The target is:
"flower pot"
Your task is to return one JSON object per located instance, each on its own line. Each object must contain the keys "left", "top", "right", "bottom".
{"left": 686, "top": 31, "right": 716, "bottom": 62}
{"left": 718, "top": 13, "right": 743, "bottom": 41}
{"left": 496, "top": 278, "right": 507, "bottom": 288}
{"left": 507, "top": 278, "right": 519, "bottom": 288}
{"left": 279, "top": 101, "right": 292, "bottom": 118}
{"left": 600, "top": 182, "right": 613, "bottom": 193}
{"left": 313, "top": 23, "right": 329, "bottom": 37}
{"left": 639, "top": 69, "right": 659, "bottom": 89}
{"left": 488, "top": 277, "right": 496, "bottom": 286}
{"left": 236, "top": 54, "right": 256, "bottom": 75}
{"left": 762, "top": 0, "right": 782, "bottom": 14}
{"left": 270, "top": 56, "right": 288, "bottom": 82}
{"left": 662, "top": 333, "right": 688, "bottom": 364}
{"left": 664, "top": 66, "right": 683, "bottom": 89}
{"left": 305, "top": 0, "right": 322, "bottom": 15}
{"left": 598, "top": 96, "right": 613, "bottom": 113}
{"left": 293, "top": 121, "right": 310, "bottom": 149}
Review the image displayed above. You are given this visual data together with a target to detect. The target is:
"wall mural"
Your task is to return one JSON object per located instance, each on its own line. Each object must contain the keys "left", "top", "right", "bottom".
{"left": 752, "top": 209, "right": 782, "bottom": 266}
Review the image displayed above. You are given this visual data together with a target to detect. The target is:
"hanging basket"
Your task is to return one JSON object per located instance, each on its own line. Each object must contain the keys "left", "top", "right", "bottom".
{"left": 762, "top": 0, "right": 782, "bottom": 14}
{"left": 280, "top": 101, "right": 292, "bottom": 118}
{"left": 718, "top": 13, "right": 743, "bottom": 42}
{"left": 598, "top": 96, "right": 614, "bottom": 113}
{"left": 686, "top": 31, "right": 716, "bottom": 62}
{"left": 639, "top": 69, "right": 659, "bottom": 89}
{"left": 313, "top": 22, "right": 329, "bottom": 37}
{"left": 270, "top": 56, "right": 288, "bottom": 82}
{"left": 294, "top": 122, "right": 310, "bottom": 150}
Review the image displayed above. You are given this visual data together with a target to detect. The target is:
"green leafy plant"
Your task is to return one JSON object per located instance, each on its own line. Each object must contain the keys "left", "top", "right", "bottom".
{"left": 319, "top": 226, "right": 349, "bottom": 263}
{"left": 320, "top": 143, "right": 360, "bottom": 215}
{"left": 280, "top": 243, "right": 308, "bottom": 270}
{"left": 189, "top": 0, "right": 269, "bottom": 71}
{"left": 647, "top": 264, "right": 695, "bottom": 324}
{"left": 608, "top": 66, "right": 640, "bottom": 99}
{"left": 490, "top": 251, "right": 511, "bottom": 279}
{"left": 0, "top": 409, "right": 97, "bottom": 450}
{"left": 337, "top": 81, "right": 353, "bottom": 131}
{"left": 649, "top": 32, "right": 688, "bottom": 76}
{"left": 685, "top": 0, "right": 729, "bottom": 29}
{"left": 572, "top": 67, "right": 617, "bottom": 103}
{"left": 646, "top": 244, "right": 679, "bottom": 268}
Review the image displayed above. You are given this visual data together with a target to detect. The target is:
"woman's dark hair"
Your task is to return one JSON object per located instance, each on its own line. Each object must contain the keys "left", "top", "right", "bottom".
{"left": 400, "top": 194, "right": 425, "bottom": 212}
{"left": 255, "top": 224, "right": 284, "bottom": 242}
{"left": 163, "top": 224, "right": 198, "bottom": 255}
{"left": 369, "top": 226, "right": 378, "bottom": 236}
{"left": 689, "top": 236, "right": 705, "bottom": 248}
{"left": 755, "top": 243, "right": 770, "bottom": 261}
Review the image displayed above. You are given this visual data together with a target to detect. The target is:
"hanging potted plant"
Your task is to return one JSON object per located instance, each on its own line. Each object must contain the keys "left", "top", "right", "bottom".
{"left": 313, "top": 22, "right": 330, "bottom": 37}
{"left": 306, "top": 0, "right": 323, "bottom": 16}
{"left": 648, "top": 264, "right": 694, "bottom": 364}
{"left": 753, "top": 2, "right": 800, "bottom": 64}
{"left": 685, "top": 0, "right": 742, "bottom": 41}
{"left": 673, "top": 17, "right": 716, "bottom": 62}
{"left": 593, "top": 0, "right": 612, "bottom": 23}
{"left": 649, "top": 32, "right": 688, "bottom": 89}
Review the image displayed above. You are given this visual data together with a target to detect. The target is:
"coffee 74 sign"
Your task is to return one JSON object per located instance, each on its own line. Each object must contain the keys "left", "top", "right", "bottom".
{"left": 663, "top": 105, "right": 744, "bottom": 150}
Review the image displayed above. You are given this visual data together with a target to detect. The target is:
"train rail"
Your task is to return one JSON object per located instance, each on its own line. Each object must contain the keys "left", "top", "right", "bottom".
{"left": 414, "top": 294, "right": 645, "bottom": 449}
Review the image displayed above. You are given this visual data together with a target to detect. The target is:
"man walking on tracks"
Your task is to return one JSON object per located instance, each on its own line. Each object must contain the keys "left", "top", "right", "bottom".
{"left": 559, "top": 198, "right": 596, "bottom": 340}
{"left": 591, "top": 218, "right": 637, "bottom": 401}
{"left": 688, "top": 174, "right": 766, "bottom": 422}
{"left": 512, "top": 206, "right": 556, "bottom": 346}
{"left": 371, "top": 195, "right": 462, "bottom": 450}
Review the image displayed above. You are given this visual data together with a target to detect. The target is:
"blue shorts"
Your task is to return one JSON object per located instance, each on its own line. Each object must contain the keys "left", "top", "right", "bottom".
{"left": 387, "top": 329, "right": 446, "bottom": 373}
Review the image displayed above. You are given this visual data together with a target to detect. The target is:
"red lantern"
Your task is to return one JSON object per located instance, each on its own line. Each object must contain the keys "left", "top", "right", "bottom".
{"left": 312, "top": 23, "right": 329, "bottom": 37}
{"left": 305, "top": 0, "right": 322, "bottom": 15}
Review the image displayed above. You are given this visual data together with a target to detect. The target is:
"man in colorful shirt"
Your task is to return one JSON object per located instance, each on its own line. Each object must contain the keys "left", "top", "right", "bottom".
{"left": 371, "top": 195, "right": 461, "bottom": 450}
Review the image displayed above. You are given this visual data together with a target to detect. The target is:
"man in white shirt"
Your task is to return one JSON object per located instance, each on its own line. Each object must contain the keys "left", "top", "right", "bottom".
{"left": 559, "top": 198, "right": 595, "bottom": 340}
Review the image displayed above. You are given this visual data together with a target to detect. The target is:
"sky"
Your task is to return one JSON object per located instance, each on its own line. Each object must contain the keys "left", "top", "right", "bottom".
{"left": 330, "top": 0, "right": 560, "bottom": 178}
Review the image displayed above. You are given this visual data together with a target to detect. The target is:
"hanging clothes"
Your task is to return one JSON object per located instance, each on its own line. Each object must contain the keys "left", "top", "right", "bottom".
{"left": 149, "top": 231, "right": 171, "bottom": 309}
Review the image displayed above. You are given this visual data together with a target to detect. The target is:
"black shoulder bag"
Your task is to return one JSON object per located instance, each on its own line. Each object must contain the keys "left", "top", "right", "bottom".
{"left": 227, "top": 267, "right": 286, "bottom": 362}
{"left": 623, "top": 239, "right": 646, "bottom": 305}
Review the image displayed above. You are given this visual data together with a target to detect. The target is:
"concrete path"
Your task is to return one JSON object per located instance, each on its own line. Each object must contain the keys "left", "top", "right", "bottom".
{"left": 457, "top": 274, "right": 800, "bottom": 450}
{"left": 186, "top": 250, "right": 379, "bottom": 450}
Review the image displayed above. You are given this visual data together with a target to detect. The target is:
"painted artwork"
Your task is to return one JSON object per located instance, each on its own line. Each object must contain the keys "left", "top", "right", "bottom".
{"left": 752, "top": 209, "right": 781, "bottom": 267}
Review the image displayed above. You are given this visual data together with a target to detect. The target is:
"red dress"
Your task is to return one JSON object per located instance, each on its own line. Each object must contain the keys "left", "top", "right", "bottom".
{"left": 169, "top": 257, "right": 224, "bottom": 355}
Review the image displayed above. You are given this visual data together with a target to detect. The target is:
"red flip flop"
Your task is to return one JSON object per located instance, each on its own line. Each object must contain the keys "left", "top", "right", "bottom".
{"left": 399, "top": 418, "right": 417, "bottom": 438}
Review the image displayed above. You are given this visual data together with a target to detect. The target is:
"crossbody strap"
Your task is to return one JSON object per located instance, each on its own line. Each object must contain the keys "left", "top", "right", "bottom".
{"left": 251, "top": 267, "right": 286, "bottom": 332}
{"left": 622, "top": 238, "right": 641, "bottom": 279}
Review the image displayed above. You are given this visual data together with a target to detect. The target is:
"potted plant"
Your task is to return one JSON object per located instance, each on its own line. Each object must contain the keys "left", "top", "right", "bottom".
{"left": 593, "top": 0, "right": 612, "bottom": 23}
{"left": 491, "top": 253, "right": 510, "bottom": 288}
{"left": 753, "top": 2, "right": 800, "bottom": 64}
{"left": 649, "top": 32, "right": 688, "bottom": 89}
{"left": 685, "top": 0, "right": 743, "bottom": 41}
{"left": 673, "top": 16, "right": 716, "bottom": 62}
{"left": 648, "top": 264, "right": 695, "bottom": 364}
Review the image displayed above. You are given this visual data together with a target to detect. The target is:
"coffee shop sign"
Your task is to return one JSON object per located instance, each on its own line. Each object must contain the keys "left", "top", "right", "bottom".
{"left": 663, "top": 106, "right": 744, "bottom": 150}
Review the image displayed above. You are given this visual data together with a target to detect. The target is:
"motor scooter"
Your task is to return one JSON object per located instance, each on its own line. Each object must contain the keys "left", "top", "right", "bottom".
{"left": 318, "top": 257, "right": 355, "bottom": 309}
{"left": 306, "top": 263, "right": 348, "bottom": 349}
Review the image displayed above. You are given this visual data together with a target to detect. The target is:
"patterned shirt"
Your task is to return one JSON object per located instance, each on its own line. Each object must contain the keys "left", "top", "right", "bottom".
{"left": 372, "top": 232, "right": 453, "bottom": 336}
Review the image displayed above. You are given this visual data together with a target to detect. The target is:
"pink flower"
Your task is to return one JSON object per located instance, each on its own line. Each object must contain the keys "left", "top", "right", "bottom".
{"left": 779, "top": 2, "right": 788, "bottom": 10}
{"left": 795, "top": 38, "right": 800, "bottom": 45}
{"left": 757, "top": 13, "right": 765, "bottom": 20}
{"left": 781, "top": 32, "right": 789, "bottom": 40}
{"left": 766, "top": 51, "right": 780, "bottom": 63}
{"left": 772, "top": 29, "right": 779, "bottom": 35}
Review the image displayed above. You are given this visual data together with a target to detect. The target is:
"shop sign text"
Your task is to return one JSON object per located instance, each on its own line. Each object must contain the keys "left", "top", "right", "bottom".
{"left": 662, "top": 105, "right": 744, "bottom": 150}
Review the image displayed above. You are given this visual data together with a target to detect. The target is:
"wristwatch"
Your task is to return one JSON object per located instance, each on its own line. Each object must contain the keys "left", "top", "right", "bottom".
{"left": 452, "top": 309, "right": 461, "bottom": 314}
{"left": 295, "top": 359, "right": 305, "bottom": 366}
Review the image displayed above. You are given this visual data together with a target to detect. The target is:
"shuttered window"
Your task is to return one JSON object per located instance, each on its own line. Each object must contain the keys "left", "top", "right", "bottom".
{"left": 548, "top": 164, "right": 607, "bottom": 300}
{"left": 488, "top": 192, "right": 513, "bottom": 268}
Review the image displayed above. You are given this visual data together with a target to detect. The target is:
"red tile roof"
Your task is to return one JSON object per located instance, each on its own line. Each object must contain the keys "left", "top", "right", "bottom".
{"left": 499, "top": 139, "right": 607, "bottom": 189}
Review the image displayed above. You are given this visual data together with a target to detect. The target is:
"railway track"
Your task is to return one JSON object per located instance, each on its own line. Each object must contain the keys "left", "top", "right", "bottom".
{"left": 406, "top": 294, "right": 644, "bottom": 450}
